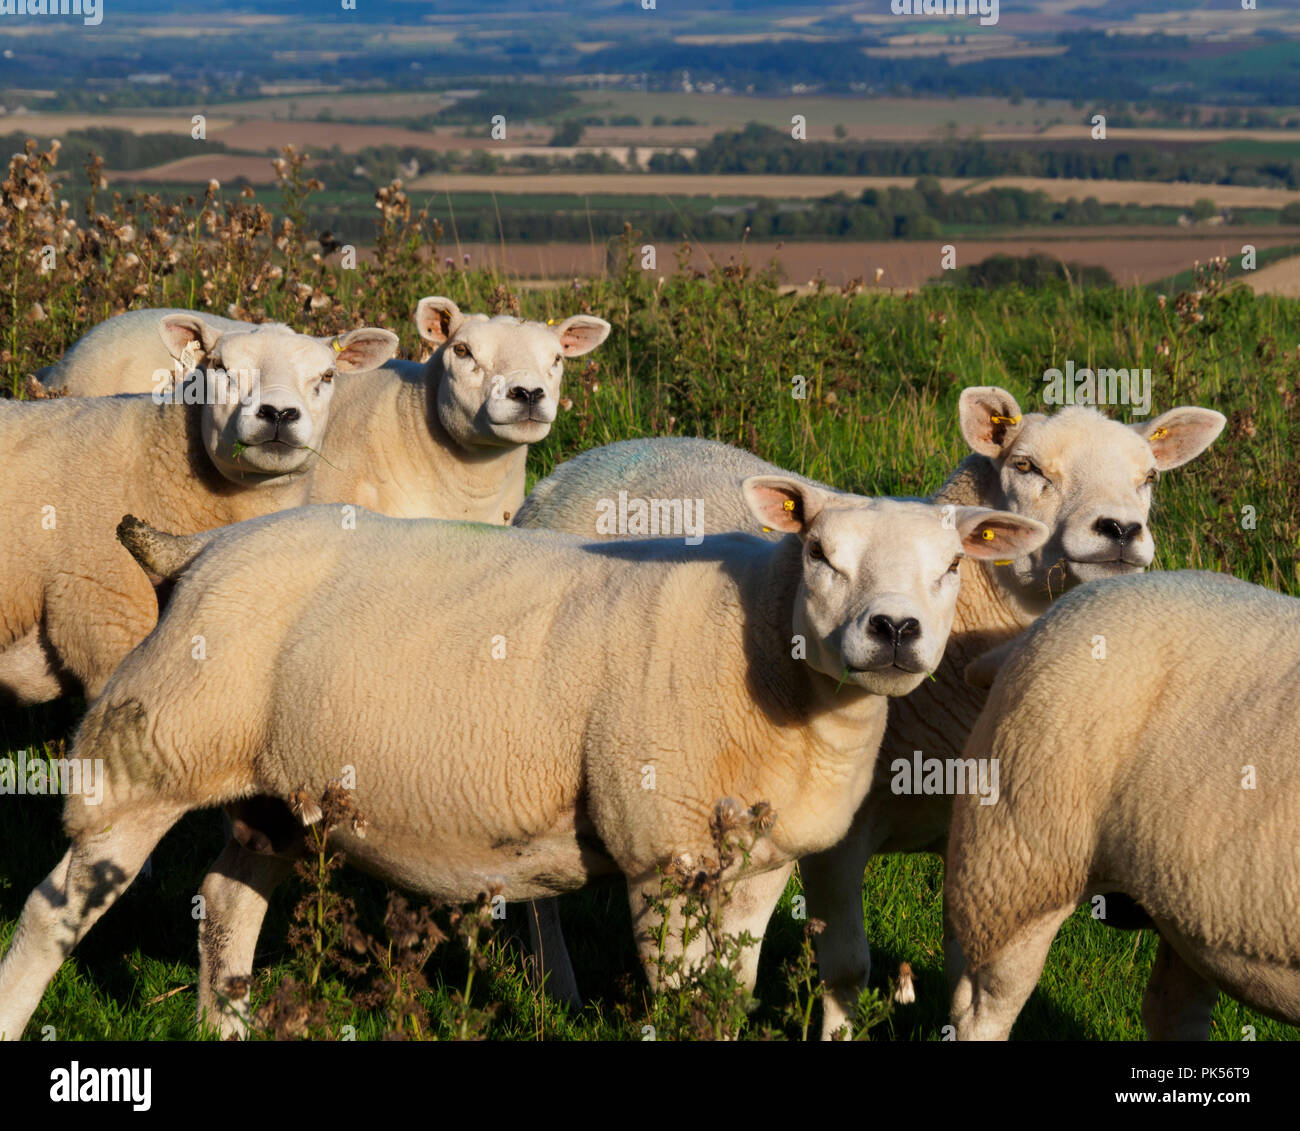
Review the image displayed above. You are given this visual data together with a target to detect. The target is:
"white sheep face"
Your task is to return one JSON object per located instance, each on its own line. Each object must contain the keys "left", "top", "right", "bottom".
{"left": 415, "top": 297, "right": 610, "bottom": 450}
{"left": 959, "top": 387, "right": 1225, "bottom": 607}
{"left": 157, "top": 315, "right": 398, "bottom": 484}
{"left": 744, "top": 477, "right": 1048, "bottom": 697}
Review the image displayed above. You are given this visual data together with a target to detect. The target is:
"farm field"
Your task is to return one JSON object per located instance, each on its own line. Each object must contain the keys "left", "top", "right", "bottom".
{"left": 373, "top": 233, "right": 1300, "bottom": 290}
{"left": 404, "top": 173, "right": 1300, "bottom": 212}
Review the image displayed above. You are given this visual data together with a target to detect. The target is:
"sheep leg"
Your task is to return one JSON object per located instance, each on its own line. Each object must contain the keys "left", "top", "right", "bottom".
{"left": 721, "top": 863, "right": 793, "bottom": 995}
{"left": 627, "top": 864, "right": 789, "bottom": 999}
{"left": 949, "top": 902, "right": 1074, "bottom": 1040}
{"left": 197, "top": 836, "right": 294, "bottom": 1039}
{"left": 0, "top": 803, "right": 184, "bottom": 1040}
{"left": 523, "top": 898, "right": 582, "bottom": 1008}
{"left": 800, "top": 834, "right": 874, "bottom": 1040}
{"left": 1141, "top": 935, "right": 1219, "bottom": 1041}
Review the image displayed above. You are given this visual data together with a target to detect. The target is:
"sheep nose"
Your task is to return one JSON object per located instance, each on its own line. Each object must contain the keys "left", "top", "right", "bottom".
{"left": 508, "top": 385, "right": 546, "bottom": 405}
{"left": 256, "top": 405, "right": 300, "bottom": 426}
{"left": 1094, "top": 518, "right": 1141, "bottom": 543}
{"left": 868, "top": 614, "right": 920, "bottom": 647}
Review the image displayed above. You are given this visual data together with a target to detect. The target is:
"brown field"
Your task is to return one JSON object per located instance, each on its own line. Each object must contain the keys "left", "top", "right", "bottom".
{"left": 1245, "top": 254, "right": 1300, "bottom": 298}
{"left": 405, "top": 172, "right": 1300, "bottom": 211}
{"left": 428, "top": 232, "right": 1300, "bottom": 289}
{"left": 10, "top": 99, "right": 1299, "bottom": 156}
{"left": 212, "top": 121, "right": 559, "bottom": 153}
{"left": 105, "top": 155, "right": 288, "bottom": 186}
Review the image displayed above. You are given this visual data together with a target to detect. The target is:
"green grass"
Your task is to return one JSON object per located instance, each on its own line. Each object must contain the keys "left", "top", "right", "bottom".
{"left": 3, "top": 179, "right": 1299, "bottom": 1039}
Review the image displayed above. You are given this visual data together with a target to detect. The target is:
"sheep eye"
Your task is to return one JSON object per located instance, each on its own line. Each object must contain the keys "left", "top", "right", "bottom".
{"left": 1012, "top": 457, "right": 1034, "bottom": 474}
{"left": 554, "top": 353, "right": 564, "bottom": 366}
{"left": 320, "top": 370, "right": 334, "bottom": 384}
{"left": 1145, "top": 468, "right": 1159, "bottom": 485}
{"left": 947, "top": 556, "right": 961, "bottom": 575}
{"left": 452, "top": 342, "right": 471, "bottom": 359}
{"left": 807, "top": 540, "right": 826, "bottom": 562}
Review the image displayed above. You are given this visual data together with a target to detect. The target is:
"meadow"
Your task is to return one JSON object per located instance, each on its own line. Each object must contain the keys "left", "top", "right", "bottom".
{"left": 1, "top": 142, "right": 1298, "bottom": 1041}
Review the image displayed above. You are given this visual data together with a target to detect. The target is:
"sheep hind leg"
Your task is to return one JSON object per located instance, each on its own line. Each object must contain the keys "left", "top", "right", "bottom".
{"left": 950, "top": 902, "right": 1074, "bottom": 1041}
{"left": 1141, "top": 936, "right": 1219, "bottom": 1041}
{"left": 197, "top": 836, "right": 294, "bottom": 1040}
{"left": 0, "top": 802, "right": 185, "bottom": 1040}
{"left": 524, "top": 898, "right": 582, "bottom": 1008}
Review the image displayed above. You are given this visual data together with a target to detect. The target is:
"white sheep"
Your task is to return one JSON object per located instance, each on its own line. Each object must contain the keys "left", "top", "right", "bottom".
{"left": 33, "top": 298, "right": 611, "bottom": 525}
{"left": 0, "top": 483, "right": 1047, "bottom": 1039}
{"left": 308, "top": 296, "right": 610, "bottom": 522}
{"left": 513, "top": 387, "right": 1225, "bottom": 1035}
{"left": 946, "top": 570, "right": 1300, "bottom": 1039}
{"left": 0, "top": 313, "right": 397, "bottom": 706}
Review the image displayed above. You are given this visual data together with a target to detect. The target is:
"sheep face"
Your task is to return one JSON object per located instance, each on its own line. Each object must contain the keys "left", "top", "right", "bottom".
{"left": 415, "top": 296, "right": 610, "bottom": 450}
{"left": 744, "top": 477, "right": 1048, "bottom": 696}
{"left": 959, "top": 387, "right": 1224, "bottom": 606}
{"left": 158, "top": 315, "right": 398, "bottom": 484}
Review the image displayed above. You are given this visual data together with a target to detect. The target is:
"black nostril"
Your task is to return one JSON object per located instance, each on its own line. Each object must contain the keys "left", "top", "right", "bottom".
{"left": 509, "top": 386, "right": 545, "bottom": 405}
{"left": 897, "top": 617, "right": 920, "bottom": 640}
{"left": 256, "top": 405, "right": 299, "bottom": 426}
{"left": 527, "top": 387, "right": 545, "bottom": 405}
{"left": 1095, "top": 518, "right": 1141, "bottom": 543}
{"left": 870, "top": 615, "right": 899, "bottom": 646}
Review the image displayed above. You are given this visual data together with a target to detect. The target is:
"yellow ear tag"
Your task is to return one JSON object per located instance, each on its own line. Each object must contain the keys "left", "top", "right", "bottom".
{"left": 993, "top": 559, "right": 1013, "bottom": 566}
{"left": 762, "top": 526, "right": 772, "bottom": 533}
{"left": 547, "top": 318, "right": 556, "bottom": 325}
{"left": 783, "top": 500, "right": 795, "bottom": 511}
{"left": 1150, "top": 427, "right": 1168, "bottom": 440}
{"left": 990, "top": 414, "right": 1021, "bottom": 425}
{"left": 331, "top": 338, "right": 344, "bottom": 353}
{"left": 981, "top": 528, "right": 996, "bottom": 541}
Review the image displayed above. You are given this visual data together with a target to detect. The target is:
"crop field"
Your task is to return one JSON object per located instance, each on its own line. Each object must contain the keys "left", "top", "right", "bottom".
{"left": 1, "top": 141, "right": 1299, "bottom": 1041}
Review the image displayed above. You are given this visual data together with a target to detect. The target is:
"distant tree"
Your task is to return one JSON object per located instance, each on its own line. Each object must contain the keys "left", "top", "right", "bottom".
{"left": 1191, "top": 198, "right": 1218, "bottom": 222}
{"left": 550, "top": 119, "right": 585, "bottom": 147}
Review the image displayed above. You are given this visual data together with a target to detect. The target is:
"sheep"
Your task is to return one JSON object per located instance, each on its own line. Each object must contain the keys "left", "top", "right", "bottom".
{"left": 307, "top": 296, "right": 611, "bottom": 522}
{"left": 0, "top": 484, "right": 1048, "bottom": 1039}
{"left": 0, "top": 313, "right": 397, "bottom": 707}
{"left": 512, "top": 387, "right": 1226, "bottom": 1035}
{"left": 945, "top": 570, "right": 1300, "bottom": 1040}
{"left": 33, "top": 298, "right": 611, "bottom": 525}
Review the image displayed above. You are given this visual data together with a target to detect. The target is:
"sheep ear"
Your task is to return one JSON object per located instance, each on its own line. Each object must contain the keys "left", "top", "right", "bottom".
{"left": 1133, "top": 406, "right": 1226, "bottom": 470}
{"left": 953, "top": 507, "right": 1048, "bottom": 561}
{"left": 158, "top": 314, "right": 223, "bottom": 366}
{"left": 742, "top": 476, "right": 830, "bottom": 537}
{"left": 331, "top": 328, "right": 399, "bottom": 373}
{"left": 414, "top": 296, "right": 463, "bottom": 346}
{"left": 959, "top": 386, "right": 1025, "bottom": 458}
{"left": 553, "top": 315, "right": 611, "bottom": 357}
